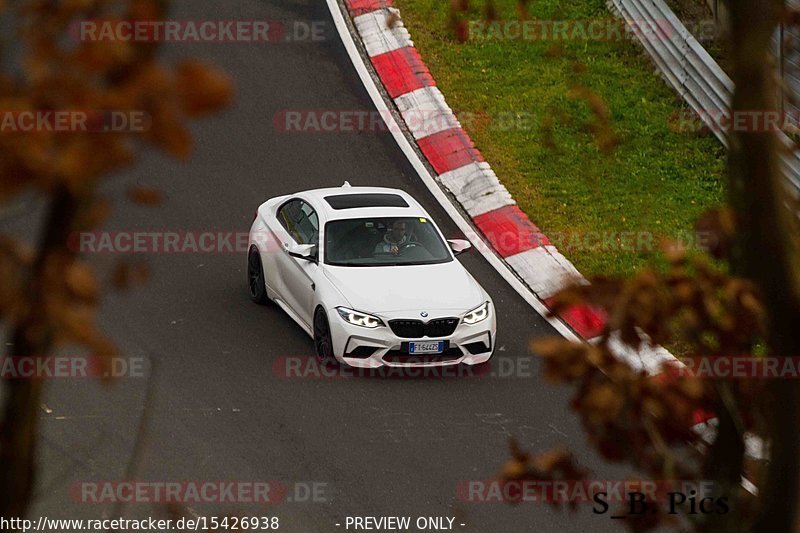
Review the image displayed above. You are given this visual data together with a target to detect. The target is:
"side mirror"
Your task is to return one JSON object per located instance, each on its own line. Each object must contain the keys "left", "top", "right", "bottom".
{"left": 448, "top": 239, "right": 472, "bottom": 256}
{"left": 288, "top": 243, "right": 317, "bottom": 262}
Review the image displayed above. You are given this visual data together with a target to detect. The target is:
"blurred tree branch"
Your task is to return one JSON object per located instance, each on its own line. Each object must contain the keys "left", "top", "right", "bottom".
{"left": 1, "top": 184, "right": 81, "bottom": 517}
{"left": 725, "top": 0, "right": 800, "bottom": 530}
{"left": 0, "top": 0, "right": 233, "bottom": 520}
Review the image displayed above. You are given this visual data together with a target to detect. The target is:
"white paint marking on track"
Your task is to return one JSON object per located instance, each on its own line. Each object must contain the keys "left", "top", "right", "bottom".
{"left": 394, "top": 86, "right": 460, "bottom": 139}
{"left": 353, "top": 8, "right": 413, "bottom": 57}
{"left": 504, "top": 246, "right": 586, "bottom": 301}
{"left": 437, "top": 162, "right": 516, "bottom": 218}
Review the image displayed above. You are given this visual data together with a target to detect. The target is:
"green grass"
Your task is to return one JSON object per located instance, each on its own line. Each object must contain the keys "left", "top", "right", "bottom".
{"left": 395, "top": 0, "right": 726, "bottom": 277}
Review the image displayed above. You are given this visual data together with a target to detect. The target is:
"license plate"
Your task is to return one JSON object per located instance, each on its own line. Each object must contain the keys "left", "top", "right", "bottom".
{"left": 409, "top": 341, "right": 444, "bottom": 354}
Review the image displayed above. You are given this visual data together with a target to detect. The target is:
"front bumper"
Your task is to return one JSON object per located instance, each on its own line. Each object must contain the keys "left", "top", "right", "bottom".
{"left": 328, "top": 305, "right": 497, "bottom": 368}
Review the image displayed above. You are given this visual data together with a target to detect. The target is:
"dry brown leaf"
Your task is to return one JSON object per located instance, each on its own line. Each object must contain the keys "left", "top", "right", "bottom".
{"left": 176, "top": 61, "right": 234, "bottom": 118}
{"left": 127, "top": 185, "right": 162, "bottom": 206}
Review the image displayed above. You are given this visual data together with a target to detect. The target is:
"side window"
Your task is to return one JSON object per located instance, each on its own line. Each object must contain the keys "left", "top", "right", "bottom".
{"left": 297, "top": 202, "right": 319, "bottom": 246}
{"left": 276, "top": 199, "right": 318, "bottom": 246}
{"left": 276, "top": 199, "right": 302, "bottom": 241}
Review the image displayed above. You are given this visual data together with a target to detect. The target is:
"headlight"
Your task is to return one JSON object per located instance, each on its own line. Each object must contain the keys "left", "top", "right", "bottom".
{"left": 336, "top": 307, "right": 384, "bottom": 328}
{"left": 462, "top": 301, "right": 490, "bottom": 324}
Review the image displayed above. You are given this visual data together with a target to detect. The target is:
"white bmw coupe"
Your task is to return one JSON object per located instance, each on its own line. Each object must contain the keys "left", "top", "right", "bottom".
{"left": 247, "top": 183, "right": 496, "bottom": 368}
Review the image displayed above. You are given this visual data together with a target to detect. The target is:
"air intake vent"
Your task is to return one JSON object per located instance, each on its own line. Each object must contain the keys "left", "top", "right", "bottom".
{"left": 346, "top": 346, "right": 378, "bottom": 359}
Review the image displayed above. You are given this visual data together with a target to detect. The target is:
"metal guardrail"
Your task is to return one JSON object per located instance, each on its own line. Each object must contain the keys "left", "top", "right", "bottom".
{"left": 608, "top": 0, "right": 800, "bottom": 196}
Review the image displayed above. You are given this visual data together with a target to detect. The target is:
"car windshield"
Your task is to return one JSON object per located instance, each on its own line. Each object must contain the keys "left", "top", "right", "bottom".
{"left": 325, "top": 216, "right": 453, "bottom": 266}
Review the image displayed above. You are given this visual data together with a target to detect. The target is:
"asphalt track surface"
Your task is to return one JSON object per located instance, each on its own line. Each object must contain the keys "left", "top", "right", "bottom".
{"left": 2, "top": 1, "right": 630, "bottom": 531}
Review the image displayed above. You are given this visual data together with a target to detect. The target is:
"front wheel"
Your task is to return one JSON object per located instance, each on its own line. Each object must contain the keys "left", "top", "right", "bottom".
{"left": 248, "top": 247, "right": 268, "bottom": 305}
{"left": 313, "top": 309, "right": 337, "bottom": 366}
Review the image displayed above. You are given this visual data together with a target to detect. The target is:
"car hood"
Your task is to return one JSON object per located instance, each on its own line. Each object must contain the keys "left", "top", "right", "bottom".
{"left": 323, "top": 261, "right": 485, "bottom": 314}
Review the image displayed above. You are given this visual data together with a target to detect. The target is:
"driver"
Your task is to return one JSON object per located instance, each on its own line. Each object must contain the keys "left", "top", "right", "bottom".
{"left": 374, "top": 220, "right": 410, "bottom": 255}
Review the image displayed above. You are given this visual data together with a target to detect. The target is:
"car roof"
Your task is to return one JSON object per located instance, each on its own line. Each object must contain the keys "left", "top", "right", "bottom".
{"left": 296, "top": 185, "right": 430, "bottom": 221}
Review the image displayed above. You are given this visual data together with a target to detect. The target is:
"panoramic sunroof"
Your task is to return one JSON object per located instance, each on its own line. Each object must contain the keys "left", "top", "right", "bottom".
{"left": 325, "top": 193, "right": 409, "bottom": 209}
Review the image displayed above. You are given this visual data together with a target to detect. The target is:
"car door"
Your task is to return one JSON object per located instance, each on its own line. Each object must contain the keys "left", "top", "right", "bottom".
{"left": 265, "top": 198, "right": 299, "bottom": 300}
{"left": 274, "top": 198, "right": 319, "bottom": 329}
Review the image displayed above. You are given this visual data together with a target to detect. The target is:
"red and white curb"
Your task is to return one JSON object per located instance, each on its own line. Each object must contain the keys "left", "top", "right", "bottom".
{"left": 343, "top": 1, "right": 608, "bottom": 337}
{"left": 326, "top": 0, "right": 764, "bottom": 484}
{"left": 332, "top": 0, "right": 677, "bottom": 365}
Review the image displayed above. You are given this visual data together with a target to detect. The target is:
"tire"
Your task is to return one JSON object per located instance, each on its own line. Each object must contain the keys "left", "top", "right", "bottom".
{"left": 248, "top": 247, "right": 269, "bottom": 305}
{"left": 313, "top": 309, "right": 337, "bottom": 366}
